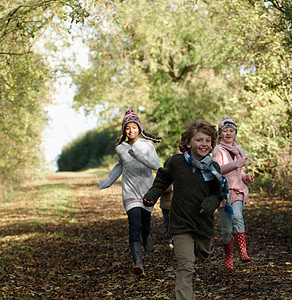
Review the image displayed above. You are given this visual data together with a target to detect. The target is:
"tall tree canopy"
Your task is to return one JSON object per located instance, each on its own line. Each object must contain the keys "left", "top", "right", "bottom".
{"left": 71, "top": 0, "right": 291, "bottom": 191}
{"left": 0, "top": 0, "right": 290, "bottom": 194}
{"left": 0, "top": 0, "right": 90, "bottom": 193}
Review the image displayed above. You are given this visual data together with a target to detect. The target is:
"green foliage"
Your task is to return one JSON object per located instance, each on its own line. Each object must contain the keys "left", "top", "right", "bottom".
{"left": 0, "top": 50, "right": 51, "bottom": 192}
{"left": 247, "top": 0, "right": 292, "bottom": 51}
{"left": 0, "top": 0, "right": 91, "bottom": 194}
{"left": 70, "top": 0, "right": 291, "bottom": 193}
{"left": 0, "top": 1, "right": 89, "bottom": 47}
{"left": 219, "top": 0, "right": 292, "bottom": 192}
{"left": 57, "top": 124, "right": 120, "bottom": 171}
{"left": 1, "top": 0, "right": 290, "bottom": 194}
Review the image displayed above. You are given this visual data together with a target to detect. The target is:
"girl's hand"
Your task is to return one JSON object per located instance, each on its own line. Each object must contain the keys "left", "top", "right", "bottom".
{"left": 243, "top": 173, "right": 254, "bottom": 184}
{"left": 245, "top": 174, "right": 253, "bottom": 184}
{"left": 200, "top": 208, "right": 204, "bottom": 214}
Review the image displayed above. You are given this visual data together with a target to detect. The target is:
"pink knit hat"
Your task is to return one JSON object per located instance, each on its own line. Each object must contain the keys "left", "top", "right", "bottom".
{"left": 218, "top": 117, "right": 238, "bottom": 134}
{"left": 115, "top": 109, "right": 162, "bottom": 146}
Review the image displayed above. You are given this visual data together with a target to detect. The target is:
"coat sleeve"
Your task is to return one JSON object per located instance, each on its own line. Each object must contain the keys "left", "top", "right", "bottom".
{"left": 129, "top": 142, "right": 160, "bottom": 170}
{"left": 144, "top": 165, "right": 173, "bottom": 204}
{"left": 220, "top": 158, "right": 247, "bottom": 175}
{"left": 98, "top": 162, "right": 122, "bottom": 190}
{"left": 213, "top": 146, "right": 246, "bottom": 175}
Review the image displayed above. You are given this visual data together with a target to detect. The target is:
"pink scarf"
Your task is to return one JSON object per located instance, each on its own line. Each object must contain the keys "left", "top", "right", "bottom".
{"left": 219, "top": 140, "right": 245, "bottom": 159}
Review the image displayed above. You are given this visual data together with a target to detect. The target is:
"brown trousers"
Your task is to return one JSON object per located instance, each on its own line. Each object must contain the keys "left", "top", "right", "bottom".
{"left": 173, "top": 233, "right": 214, "bottom": 300}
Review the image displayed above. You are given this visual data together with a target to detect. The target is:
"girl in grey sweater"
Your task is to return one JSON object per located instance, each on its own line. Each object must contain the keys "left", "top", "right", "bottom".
{"left": 98, "top": 109, "right": 161, "bottom": 278}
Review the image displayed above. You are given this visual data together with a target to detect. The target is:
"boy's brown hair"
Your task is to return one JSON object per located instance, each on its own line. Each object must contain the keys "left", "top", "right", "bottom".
{"left": 179, "top": 119, "right": 217, "bottom": 153}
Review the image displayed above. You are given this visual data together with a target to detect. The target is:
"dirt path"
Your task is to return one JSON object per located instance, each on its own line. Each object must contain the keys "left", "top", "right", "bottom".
{"left": 0, "top": 171, "right": 291, "bottom": 299}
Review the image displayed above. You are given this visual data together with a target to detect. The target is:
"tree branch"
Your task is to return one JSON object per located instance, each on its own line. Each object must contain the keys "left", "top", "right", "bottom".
{"left": 0, "top": 51, "right": 33, "bottom": 55}
{"left": 168, "top": 56, "right": 196, "bottom": 82}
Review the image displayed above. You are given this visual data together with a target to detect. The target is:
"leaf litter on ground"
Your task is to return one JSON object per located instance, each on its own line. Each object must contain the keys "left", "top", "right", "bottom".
{"left": 0, "top": 170, "right": 291, "bottom": 299}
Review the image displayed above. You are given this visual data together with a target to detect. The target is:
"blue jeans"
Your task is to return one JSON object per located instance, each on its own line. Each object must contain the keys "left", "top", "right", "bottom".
{"left": 218, "top": 200, "right": 245, "bottom": 244}
{"left": 127, "top": 207, "right": 151, "bottom": 244}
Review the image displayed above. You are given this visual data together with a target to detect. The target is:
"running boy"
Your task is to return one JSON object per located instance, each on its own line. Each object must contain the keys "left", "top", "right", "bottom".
{"left": 143, "top": 119, "right": 225, "bottom": 300}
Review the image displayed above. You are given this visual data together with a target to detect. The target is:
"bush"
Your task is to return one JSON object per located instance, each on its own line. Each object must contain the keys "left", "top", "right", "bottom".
{"left": 57, "top": 125, "right": 119, "bottom": 171}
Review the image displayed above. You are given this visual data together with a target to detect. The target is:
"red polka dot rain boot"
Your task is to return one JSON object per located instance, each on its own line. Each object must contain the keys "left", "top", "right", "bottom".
{"left": 234, "top": 232, "right": 251, "bottom": 263}
{"left": 223, "top": 239, "right": 234, "bottom": 270}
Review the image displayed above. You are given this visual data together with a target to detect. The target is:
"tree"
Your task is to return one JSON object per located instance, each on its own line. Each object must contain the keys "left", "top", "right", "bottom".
{"left": 247, "top": 0, "right": 292, "bottom": 50}
{"left": 72, "top": 1, "right": 236, "bottom": 152}
{"left": 0, "top": 0, "right": 89, "bottom": 49}
{"left": 0, "top": 0, "right": 90, "bottom": 194}
{"left": 71, "top": 0, "right": 291, "bottom": 192}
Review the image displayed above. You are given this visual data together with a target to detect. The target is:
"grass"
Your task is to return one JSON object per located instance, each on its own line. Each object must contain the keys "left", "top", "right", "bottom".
{"left": 0, "top": 176, "right": 77, "bottom": 229}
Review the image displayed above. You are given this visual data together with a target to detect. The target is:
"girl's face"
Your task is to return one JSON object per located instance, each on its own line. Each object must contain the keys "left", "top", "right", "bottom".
{"left": 187, "top": 131, "right": 212, "bottom": 160}
{"left": 125, "top": 122, "right": 140, "bottom": 145}
{"left": 220, "top": 127, "right": 236, "bottom": 145}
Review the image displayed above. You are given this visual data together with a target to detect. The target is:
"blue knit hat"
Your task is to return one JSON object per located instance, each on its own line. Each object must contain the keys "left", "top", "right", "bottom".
{"left": 218, "top": 117, "right": 238, "bottom": 134}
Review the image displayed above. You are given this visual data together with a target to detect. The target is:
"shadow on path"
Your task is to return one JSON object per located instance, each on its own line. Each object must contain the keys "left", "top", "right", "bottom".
{"left": 0, "top": 172, "right": 290, "bottom": 299}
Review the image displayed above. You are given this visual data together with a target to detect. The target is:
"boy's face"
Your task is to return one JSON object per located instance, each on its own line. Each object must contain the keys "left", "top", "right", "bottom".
{"left": 186, "top": 131, "right": 212, "bottom": 160}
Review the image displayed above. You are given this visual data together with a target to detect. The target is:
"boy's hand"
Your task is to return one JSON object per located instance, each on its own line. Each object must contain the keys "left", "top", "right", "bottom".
{"left": 143, "top": 198, "right": 154, "bottom": 207}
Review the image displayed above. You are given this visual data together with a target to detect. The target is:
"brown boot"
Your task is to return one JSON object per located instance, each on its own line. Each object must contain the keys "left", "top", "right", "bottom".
{"left": 223, "top": 239, "right": 234, "bottom": 270}
{"left": 234, "top": 232, "right": 251, "bottom": 263}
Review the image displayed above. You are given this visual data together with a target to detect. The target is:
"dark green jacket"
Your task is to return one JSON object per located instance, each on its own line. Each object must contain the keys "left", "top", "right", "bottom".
{"left": 144, "top": 154, "right": 222, "bottom": 239}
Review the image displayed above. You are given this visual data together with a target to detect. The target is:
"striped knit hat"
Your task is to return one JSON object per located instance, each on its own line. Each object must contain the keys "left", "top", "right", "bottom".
{"left": 115, "top": 109, "right": 162, "bottom": 146}
{"left": 218, "top": 117, "right": 238, "bottom": 134}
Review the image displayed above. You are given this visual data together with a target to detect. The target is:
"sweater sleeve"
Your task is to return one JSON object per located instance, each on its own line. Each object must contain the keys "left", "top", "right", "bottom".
{"left": 144, "top": 166, "right": 173, "bottom": 204}
{"left": 129, "top": 142, "right": 160, "bottom": 170}
{"left": 201, "top": 194, "right": 221, "bottom": 215}
{"left": 98, "top": 162, "right": 122, "bottom": 190}
{"left": 220, "top": 158, "right": 247, "bottom": 174}
{"left": 213, "top": 146, "right": 247, "bottom": 175}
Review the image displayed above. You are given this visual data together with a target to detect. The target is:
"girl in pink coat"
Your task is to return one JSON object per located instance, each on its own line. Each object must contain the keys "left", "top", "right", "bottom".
{"left": 213, "top": 117, "right": 254, "bottom": 270}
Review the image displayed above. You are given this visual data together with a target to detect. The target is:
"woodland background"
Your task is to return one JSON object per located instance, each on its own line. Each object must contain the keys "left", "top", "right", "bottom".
{"left": 0, "top": 1, "right": 291, "bottom": 299}
{"left": 1, "top": 0, "right": 291, "bottom": 195}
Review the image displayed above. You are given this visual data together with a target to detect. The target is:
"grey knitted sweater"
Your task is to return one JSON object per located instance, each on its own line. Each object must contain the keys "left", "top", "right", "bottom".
{"left": 98, "top": 138, "right": 160, "bottom": 212}
{"left": 144, "top": 154, "right": 222, "bottom": 239}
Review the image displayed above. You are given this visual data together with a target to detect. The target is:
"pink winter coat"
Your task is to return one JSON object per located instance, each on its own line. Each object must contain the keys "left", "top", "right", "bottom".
{"left": 213, "top": 142, "right": 253, "bottom": 207}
